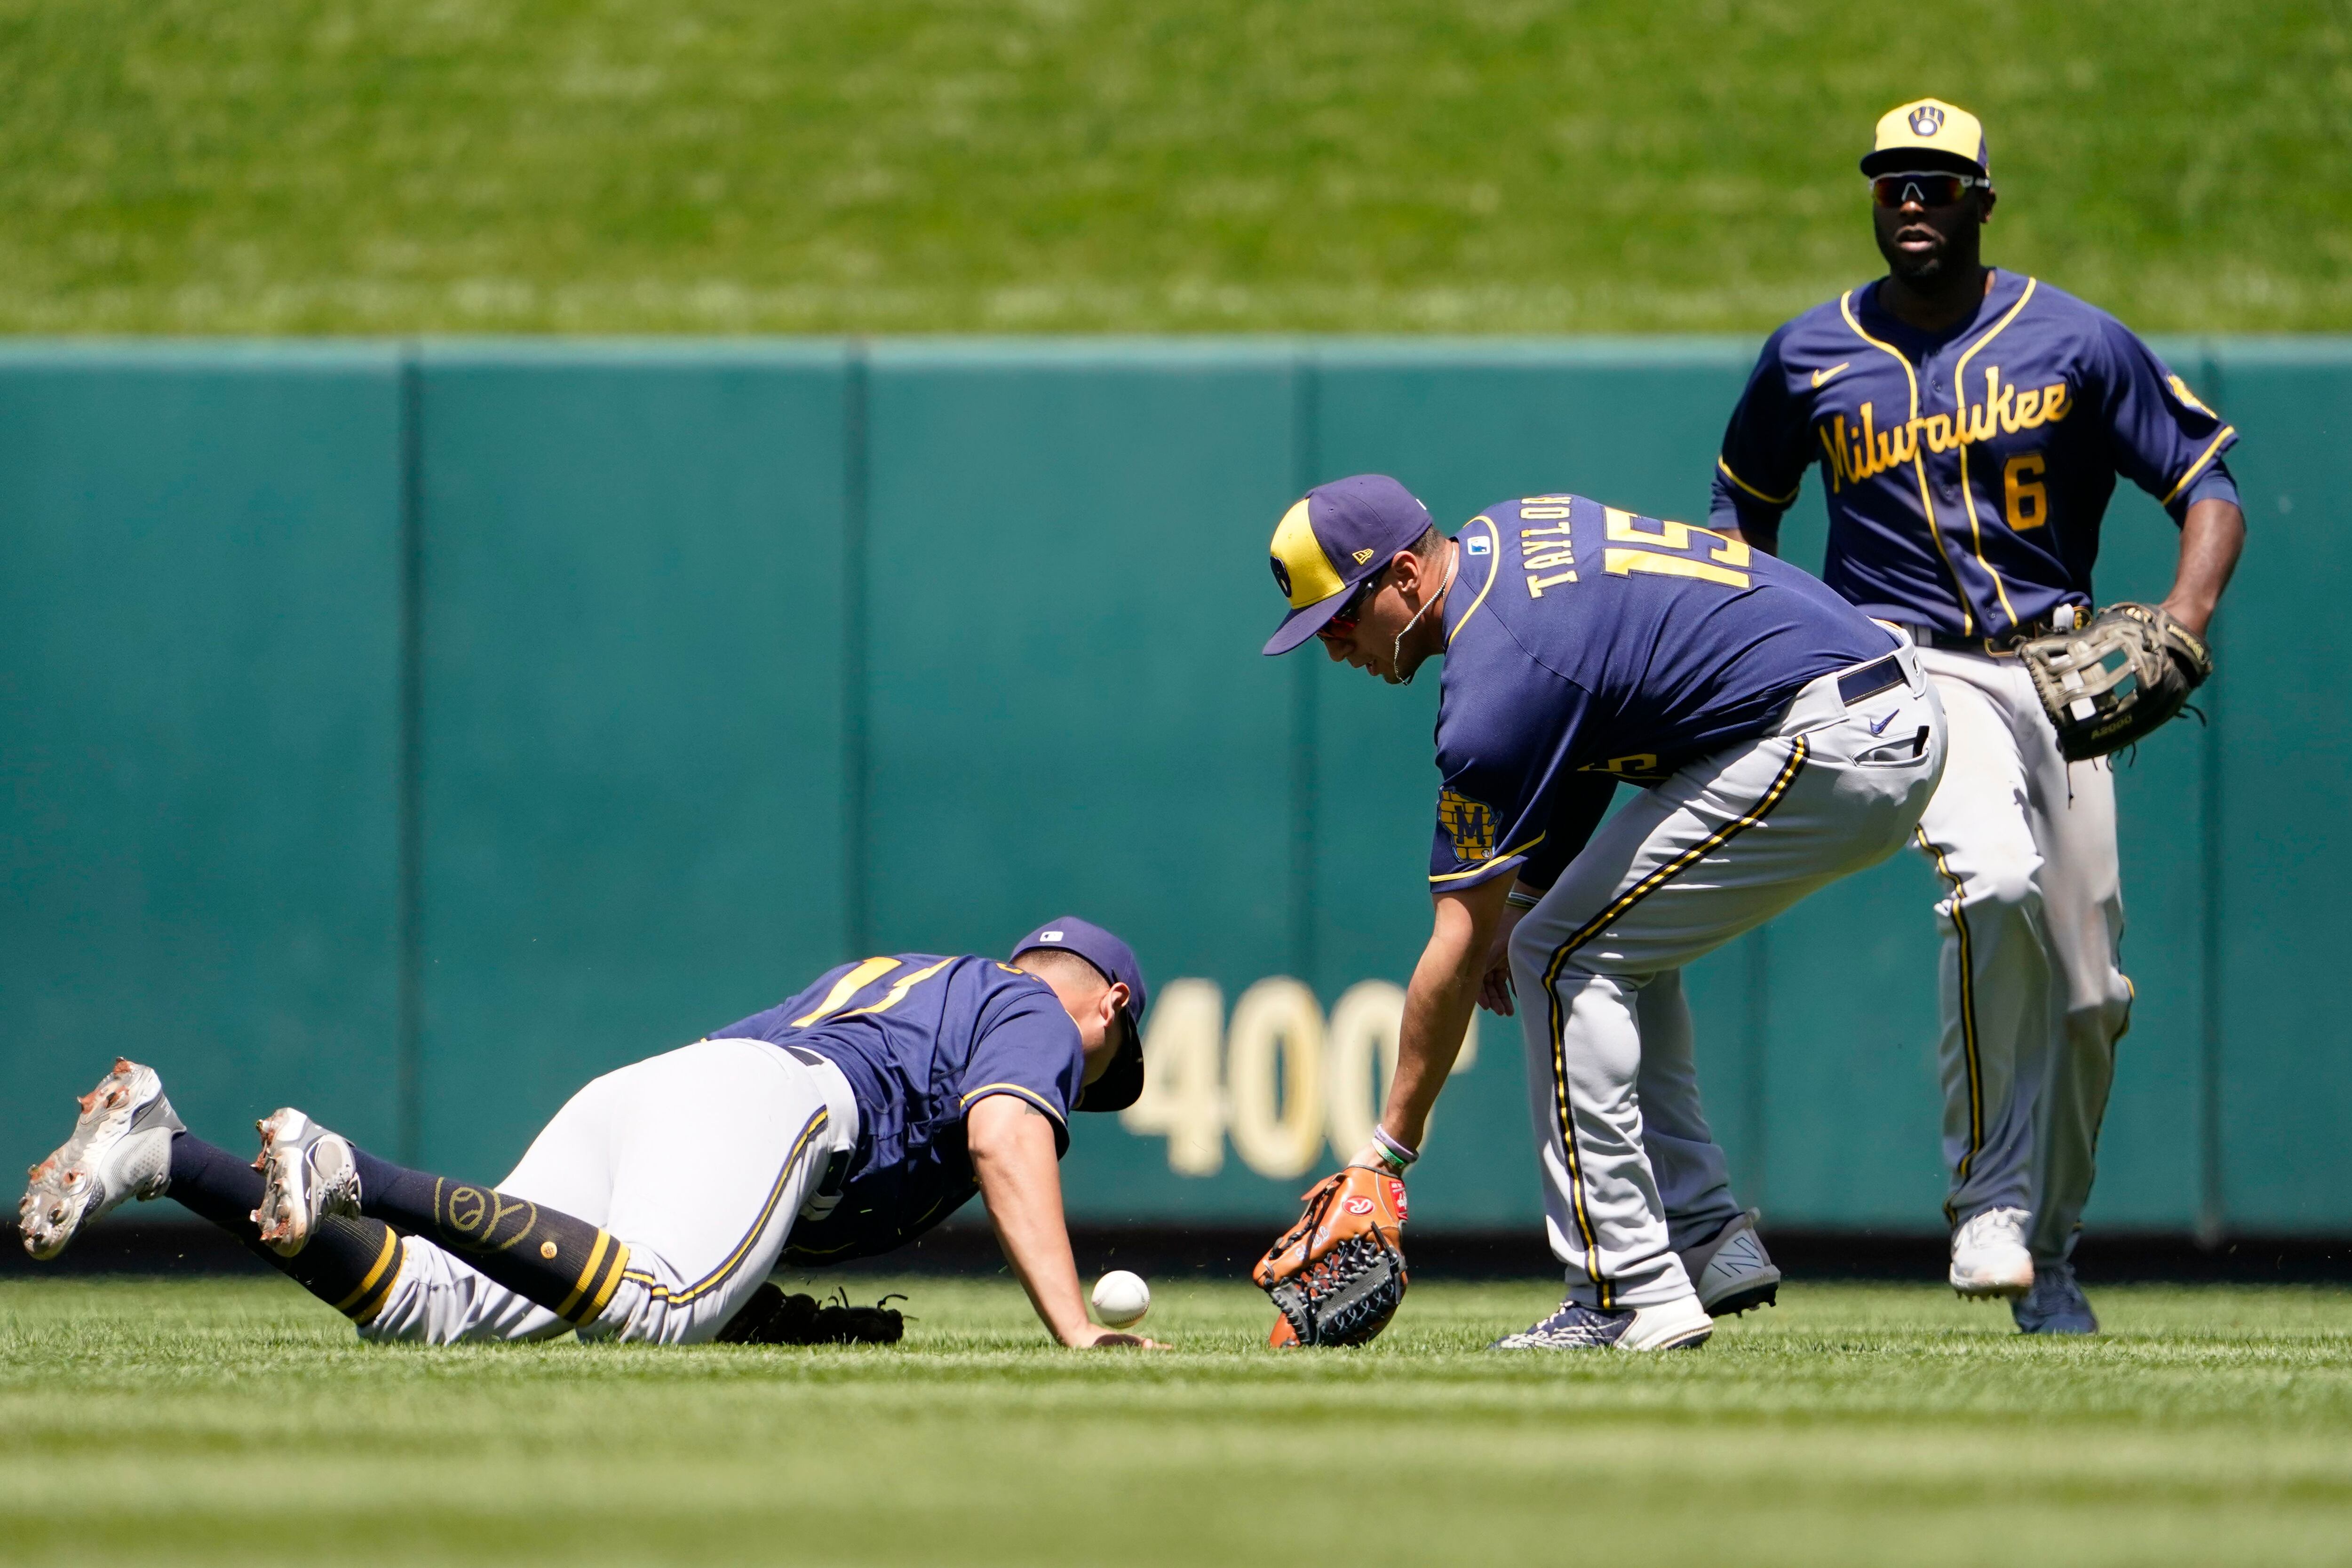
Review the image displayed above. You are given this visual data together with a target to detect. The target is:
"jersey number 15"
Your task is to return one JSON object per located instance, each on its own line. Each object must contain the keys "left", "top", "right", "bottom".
{"left": 1602, "top": 508, "right": 1752, "bottom": 590}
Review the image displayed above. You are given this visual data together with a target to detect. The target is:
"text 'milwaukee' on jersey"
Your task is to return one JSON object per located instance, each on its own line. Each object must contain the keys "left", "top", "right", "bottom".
{"left": 709, "top": 954, "right": 1086, "bottom": 1264}
{"left": 1429, "top": 496, "right": 1895, "bottom": 891}
{"left": 1709, "top": 271, "right": 2240, "bottom": 641}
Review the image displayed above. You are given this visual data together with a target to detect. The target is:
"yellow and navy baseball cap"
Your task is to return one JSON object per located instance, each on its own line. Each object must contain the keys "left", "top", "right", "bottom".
{"left": 1261, "top": 474, "right": 1436, "bottom": 655}
{"left": 1860, "top": 98, "right": 1990, "bottom": 179}
{"left": 1013, "top": 917, "right": 1150, "bottom": 1112}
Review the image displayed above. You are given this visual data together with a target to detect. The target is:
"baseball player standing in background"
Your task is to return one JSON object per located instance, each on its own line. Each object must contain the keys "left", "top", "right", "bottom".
{"left": 1261, "top": 475, "right": 1946, "bottom": 1351}
{"left": 1709, "top": 99, "right": 2246, "bottom": 1332}
{"left": 21, "top": 920, "right": 1162, "bottom": 1350}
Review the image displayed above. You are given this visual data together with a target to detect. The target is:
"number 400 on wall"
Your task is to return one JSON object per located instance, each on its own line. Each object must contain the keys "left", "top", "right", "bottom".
{"left": 1118, "top": 978, "right": 1478, "bottom": 1180}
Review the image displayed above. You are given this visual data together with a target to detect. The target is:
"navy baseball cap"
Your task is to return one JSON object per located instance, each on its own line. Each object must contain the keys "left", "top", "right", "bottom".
{"left": 1012, "top": 917, "right": 1150, "bottom": 1113}
{"left": 1261, "top": 474, "right": 1437, "bottom": 656}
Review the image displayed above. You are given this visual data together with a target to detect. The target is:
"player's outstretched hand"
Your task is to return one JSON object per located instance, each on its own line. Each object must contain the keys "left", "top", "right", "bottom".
{"left": 1072, "top": 1325, "right": 1168, "bottom": 1349}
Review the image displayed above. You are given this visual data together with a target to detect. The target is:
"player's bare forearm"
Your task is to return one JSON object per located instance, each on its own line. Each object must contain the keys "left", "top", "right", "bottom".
{"left": 2160, "top": 498, "right": 2245, "bottom": 637}
{"left": 1380, "top": 876, "right": 1513, "bottom": 1151}
{"left": 968, "top": 1096, "right": 1159, "bottom": 1349}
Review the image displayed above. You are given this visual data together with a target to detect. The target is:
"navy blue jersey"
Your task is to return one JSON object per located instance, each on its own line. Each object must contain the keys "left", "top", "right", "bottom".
{"left": 709, "top": 954, "right": 1084, "bottom": 1264}
{"left": 1709, "top": 272, "right": 2240, "bottom": 640}
{"left": 1429, "top": 495, "right": 1894, "bottom": 891}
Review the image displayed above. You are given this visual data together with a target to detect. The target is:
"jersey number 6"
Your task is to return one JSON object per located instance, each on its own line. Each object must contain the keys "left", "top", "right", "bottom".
{"left": 1602, "top": 509, "right": 1754, "bottom": 590}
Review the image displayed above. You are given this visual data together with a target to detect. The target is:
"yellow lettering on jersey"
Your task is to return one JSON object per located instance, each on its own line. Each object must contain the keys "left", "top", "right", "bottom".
{"left": 1604, "top": 549, "right": 1753, "bottom": 589}
{"left": 1822, "top": 372, "right": 2073, "bottom": 485}
{"left": 1517, "top": 508, "right": 1578, "bottom": 596}
{"left": 1604, "top": 509, "right": 1750, "bottom": 568}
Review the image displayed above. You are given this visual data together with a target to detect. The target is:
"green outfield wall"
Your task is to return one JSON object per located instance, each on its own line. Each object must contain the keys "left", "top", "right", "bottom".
{"left": 2, "top": 338, "right": 2341, "bottom": 1239}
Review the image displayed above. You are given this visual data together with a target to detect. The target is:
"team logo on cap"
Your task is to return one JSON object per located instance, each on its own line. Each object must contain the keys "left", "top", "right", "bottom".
{"left": 1909, "top": 104, "right": 1945, "bottom": 136}
{"left": 1269, "top": 556, "right": 1292, "bottom": 596}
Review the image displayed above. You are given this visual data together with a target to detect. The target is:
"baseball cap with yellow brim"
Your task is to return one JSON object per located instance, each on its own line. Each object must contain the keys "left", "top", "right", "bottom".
{"left": 1261, "top": 474, "right": 1437, "bottom": 656}
{"left": 1860, "top": 97, "right": 1991, "bottom": 179}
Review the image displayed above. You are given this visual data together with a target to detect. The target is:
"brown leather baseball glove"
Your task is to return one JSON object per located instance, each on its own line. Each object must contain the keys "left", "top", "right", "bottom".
{"left": 2019, "top": 602, "right": 2213, "bottom": 762}
{"left": 1253, "top": 1164, "right": 1408, "bottom": 1347}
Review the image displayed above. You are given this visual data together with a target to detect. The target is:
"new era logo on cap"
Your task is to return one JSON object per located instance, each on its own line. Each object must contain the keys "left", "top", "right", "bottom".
{"left": 1352, "top": 548, "right": 1375, "bottom": 563}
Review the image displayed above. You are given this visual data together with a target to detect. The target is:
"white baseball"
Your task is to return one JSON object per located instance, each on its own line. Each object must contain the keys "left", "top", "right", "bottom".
{"left": 1090, "top": 1269, "right": 1151, "bottom": 1328}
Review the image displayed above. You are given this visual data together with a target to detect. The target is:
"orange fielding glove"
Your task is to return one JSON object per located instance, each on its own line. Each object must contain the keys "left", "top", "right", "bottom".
{"left": 1252, "top": 1164, "right": 1408, "bottom": 1347}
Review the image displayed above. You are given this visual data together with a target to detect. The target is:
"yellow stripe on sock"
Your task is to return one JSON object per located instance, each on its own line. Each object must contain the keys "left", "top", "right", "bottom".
{"left": 556, "top": 1230, "right": 612, "bottom": 1320}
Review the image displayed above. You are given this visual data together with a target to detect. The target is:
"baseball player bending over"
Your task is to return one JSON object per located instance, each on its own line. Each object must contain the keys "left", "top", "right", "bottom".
{"left": 20, "top": 920, "right": 1162, "bottom": 1350}
{"left": 1710, "top": 99, "right": 2246, "bottom": 1332}
{"left": 1261, "top": 476, "right": 1947, "bottom": 1351}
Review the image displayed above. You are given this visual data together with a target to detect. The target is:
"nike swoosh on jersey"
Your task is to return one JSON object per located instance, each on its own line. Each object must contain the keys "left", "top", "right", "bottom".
{"left": 1812, "top": 362, "right": 1851, "bottom": 389}
{"left": 1867, "top": 708, "right": 1898, "bottom": 735}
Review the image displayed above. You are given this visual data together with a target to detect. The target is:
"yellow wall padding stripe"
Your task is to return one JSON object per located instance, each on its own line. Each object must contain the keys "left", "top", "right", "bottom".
{"left": 1918, "top": 828, "right": 1985, "bottom": 1222}
{"left": 1537, "top": 735, "right": 1810, "bottom": 1309}
{"left": 1717, "top": 455, "right": 1798, "bottom": 507}
{"left": 2162, "top": 426, "right": 2238, "bottom": 506}
{"left": 792, "top": 956, "right": 902, "bottom": 1027}
{"left": 620, "top": 1108, "right": 829, "bottom": 1309}
{"left": 334, "top": 1228, "right": 405, "bottom": 1321}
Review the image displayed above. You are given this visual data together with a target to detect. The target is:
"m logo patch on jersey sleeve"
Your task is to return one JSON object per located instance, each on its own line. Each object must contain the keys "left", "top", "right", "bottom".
{"left": 2167, "top": 374, "right": 2216, "bottom": 418}
{"left": 1437, "top": 788, "right": 1498, "bottom": 862}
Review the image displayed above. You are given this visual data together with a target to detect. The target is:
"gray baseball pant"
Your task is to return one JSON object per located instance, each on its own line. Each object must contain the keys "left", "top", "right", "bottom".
{"left": 1508, "top": 647, "right": 1946, "bottom": 1309}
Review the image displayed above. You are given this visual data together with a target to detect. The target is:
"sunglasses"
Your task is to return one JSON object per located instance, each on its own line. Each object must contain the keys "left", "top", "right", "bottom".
{"left": 1318, "top": 568, "right": 1387, "bottom": 639}
{"left": 1870, "top": 171, "right": 1988, "bottom": 209}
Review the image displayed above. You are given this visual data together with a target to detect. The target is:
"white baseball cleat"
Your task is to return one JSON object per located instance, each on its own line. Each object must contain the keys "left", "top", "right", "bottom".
{"left": 1949, "top": 1206, "right": 2035, "bottom": 1298}
{"left": 1679, "top": 1209, "right": 1780, "bottom": 1317}
{"left": 18, "top": 1059, "right": 185, "bottom": 1260}
{"left": 251, "top": 1107, "right": 361, "bottom": 1258}
{"left": 1490, "top": 1292, "right": 1714, "bottom": 1352}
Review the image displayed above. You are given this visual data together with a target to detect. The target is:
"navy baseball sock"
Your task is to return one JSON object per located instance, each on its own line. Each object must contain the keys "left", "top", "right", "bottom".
{"left": 348, "top": 1146, "right": 631, "bottom": 1327}
{"left": 166, "top": 1133, "right": 406, "bottom": 1324}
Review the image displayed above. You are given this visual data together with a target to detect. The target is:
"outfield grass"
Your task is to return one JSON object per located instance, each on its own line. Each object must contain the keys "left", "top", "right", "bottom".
{"left": 0, "top": 0, "right": 2344, "bottom": 334}
{"left": 4, "top": 1276, "right": 2349, "bottom": 1566}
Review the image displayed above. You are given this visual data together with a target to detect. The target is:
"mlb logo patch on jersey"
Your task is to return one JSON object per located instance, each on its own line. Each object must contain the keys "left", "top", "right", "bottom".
{"left": 1465, "top": 534, "right": 1491, "bottom": 556}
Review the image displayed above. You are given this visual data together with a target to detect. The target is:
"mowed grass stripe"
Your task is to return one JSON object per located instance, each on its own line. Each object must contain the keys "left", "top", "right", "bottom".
{"left": 3, "top": 1278, "right": 2350, "bottom": 1566}
{"left": 0, "top": 0, "right": 2343, "bottom": 333}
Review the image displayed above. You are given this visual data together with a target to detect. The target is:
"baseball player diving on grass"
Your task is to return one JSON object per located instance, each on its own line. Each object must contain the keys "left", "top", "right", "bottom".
{"left": 1709, "top": 99, "right": 2246, "bottom": 1332}
{"left": 1256, "top": 475, "right": 1947, "bottom": 1351}
{"left": 19, "top": 920, "right": 1166, "bottom": 1350}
